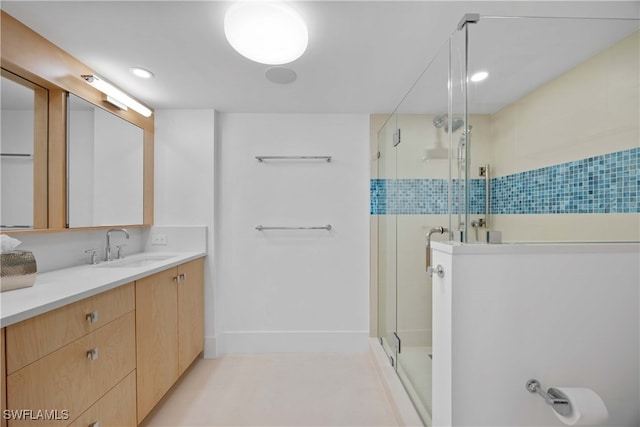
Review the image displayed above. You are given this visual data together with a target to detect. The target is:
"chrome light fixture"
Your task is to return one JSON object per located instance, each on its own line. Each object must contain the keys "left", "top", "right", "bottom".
{"left": 81, "top": 74, "right": 152, "bottom": 117}
{"left": 224, "top": 1, "right": 308, "bottom": 65}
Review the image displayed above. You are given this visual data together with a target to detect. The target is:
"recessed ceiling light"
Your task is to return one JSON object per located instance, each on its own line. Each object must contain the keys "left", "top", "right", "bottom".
{"left": 130, "top": 67, "right": 154, "bottom": 79}
{"left": 224, "top": 1, "right": 308, "bottom": 65}
{"left": 265, "top": 66, "right": 297, "bottom": 84}
{"left": 470, "top": 71, "right": 489, "bottom": 82}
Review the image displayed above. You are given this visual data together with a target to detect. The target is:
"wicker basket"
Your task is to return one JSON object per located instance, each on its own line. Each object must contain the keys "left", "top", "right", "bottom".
{"left": 1, "top": 250, "right": 37, "bottom": 292}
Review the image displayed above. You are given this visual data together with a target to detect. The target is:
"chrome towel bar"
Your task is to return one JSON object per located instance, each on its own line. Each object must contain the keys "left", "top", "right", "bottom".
{"left": 256, "top": 225, "right": 332, "bottom": 231}
{"left": 255, "top": 156, "right": 332, "bottom": 162}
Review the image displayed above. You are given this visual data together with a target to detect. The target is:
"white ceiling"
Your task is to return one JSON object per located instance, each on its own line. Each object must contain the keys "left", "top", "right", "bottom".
{"left": 2, "top": 1, "right": 639, "bottom": 114}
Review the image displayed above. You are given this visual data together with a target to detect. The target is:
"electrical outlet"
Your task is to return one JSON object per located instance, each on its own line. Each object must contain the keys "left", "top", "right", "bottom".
{"left": 151, "top": 234, "right": 167, "bottom": 245}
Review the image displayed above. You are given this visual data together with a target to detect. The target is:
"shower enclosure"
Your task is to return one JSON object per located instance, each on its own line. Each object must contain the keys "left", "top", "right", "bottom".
{"left": 373, "top": 13, "right": 639, "bottom": 426}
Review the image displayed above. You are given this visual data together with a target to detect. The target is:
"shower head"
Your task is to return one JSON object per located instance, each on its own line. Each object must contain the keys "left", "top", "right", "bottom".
{"left": 433, "top": 113, "right": 447, "bottom": 128}
{"left": 447, "top": 117, "right": 465, "bottom": 133}
{"left": 433, "top": 113, "right": 465, "bottom": 133}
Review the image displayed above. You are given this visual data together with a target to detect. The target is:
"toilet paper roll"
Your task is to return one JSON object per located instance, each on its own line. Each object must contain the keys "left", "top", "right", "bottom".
{"left": 552, "top": 387, "right": 608, "bottom": 426}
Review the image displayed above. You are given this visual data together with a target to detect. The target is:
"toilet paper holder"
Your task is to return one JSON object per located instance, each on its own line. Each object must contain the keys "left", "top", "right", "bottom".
{"left": 526, "top": 379, "right": 572, "bottom": 417}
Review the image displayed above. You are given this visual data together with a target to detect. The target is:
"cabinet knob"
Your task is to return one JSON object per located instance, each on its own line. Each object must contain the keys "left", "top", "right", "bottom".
{"left": 173, "top": 276, "right": 179, "bottom": 283}
{"left": 89, "top": 421, "right": 100, "bottom": 427}
{"left": 179, "top": 273, "right": 186, "bottom": 281}
{"left": 86, "top": 347, "right": 99, "bottom": 361}
{"left": 86, "top": 311, "right": 99, "bottom": 324}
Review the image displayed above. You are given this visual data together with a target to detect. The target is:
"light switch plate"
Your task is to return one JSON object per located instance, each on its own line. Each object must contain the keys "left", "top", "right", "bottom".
{"left": 151, "top": 234, "right": 167, "bottom": 245}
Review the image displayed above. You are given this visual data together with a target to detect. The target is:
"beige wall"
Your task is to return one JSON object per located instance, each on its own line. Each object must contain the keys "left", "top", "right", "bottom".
{"left": 488, "top": 31, "right": 639, "bottom": 242}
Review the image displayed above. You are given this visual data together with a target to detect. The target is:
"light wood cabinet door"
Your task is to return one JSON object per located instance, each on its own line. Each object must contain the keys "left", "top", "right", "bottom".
{"left": 6, "top": 312, "right": 135, "bottom": 427}
{"left": 178, "top": 258, "right": 205, "bottom": 375}
{"left": 135, "top": 268, "right": 179, "bottom": 423}
{"left": 68, "top": 371, "right": 136, "bottom": 427}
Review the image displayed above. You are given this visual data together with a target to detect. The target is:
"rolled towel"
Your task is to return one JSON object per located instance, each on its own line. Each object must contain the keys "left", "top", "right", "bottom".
{"left": 1, "top": 234, "right": 22, "bottom": 252}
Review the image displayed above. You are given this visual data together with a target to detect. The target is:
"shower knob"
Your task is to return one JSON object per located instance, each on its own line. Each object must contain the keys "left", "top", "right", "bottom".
{"left": 428, "top": 265, "right": 445, "bottom": 278}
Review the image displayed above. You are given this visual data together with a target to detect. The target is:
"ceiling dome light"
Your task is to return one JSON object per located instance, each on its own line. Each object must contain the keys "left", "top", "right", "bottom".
{"left": 470, "top": 71, "right": 489, "bottom": 82}
{"left": 130, "top": 67, "right": 155, "bottom": 79}
{"left": 224, "top": 1, "right": 308, "bottom": 65}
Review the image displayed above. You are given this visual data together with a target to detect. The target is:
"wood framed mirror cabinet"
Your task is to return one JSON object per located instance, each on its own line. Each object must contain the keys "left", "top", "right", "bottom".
{"left": 0, "top": 11, "right": 154, "bottom": 234}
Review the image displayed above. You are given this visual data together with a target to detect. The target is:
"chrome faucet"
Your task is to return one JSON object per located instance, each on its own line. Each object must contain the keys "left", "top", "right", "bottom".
{"left": 105, "top": 228, "right": 130, "bottom": 261}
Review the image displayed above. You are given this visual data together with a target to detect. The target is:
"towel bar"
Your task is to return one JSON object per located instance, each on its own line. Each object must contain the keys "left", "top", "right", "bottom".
{"left": 255, "top": 156, "right": 332, "bottom": 162}
{"left": 255, "top": 225, "right": 332, "bottom": 231}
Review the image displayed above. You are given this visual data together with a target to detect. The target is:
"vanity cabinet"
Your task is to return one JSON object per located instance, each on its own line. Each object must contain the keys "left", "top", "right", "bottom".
{"left": 135, "top": 268, "right": 179, "bottom": 422}
{"left": 177, "top": 258, "right": 205, "bottom": 374}
{"left": 2, "top": 257, "right": 204, "bottom": 426}
{"left": 67, "top": 371, "right": 136, "bottom": 427}
{"left": 5, "top": 284, "right": 136, "bottom": 426}
{"left": 136, "top": 258, "right": 204, "bottom": 423}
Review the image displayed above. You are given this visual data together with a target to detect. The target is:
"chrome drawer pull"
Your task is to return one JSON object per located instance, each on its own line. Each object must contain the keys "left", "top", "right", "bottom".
{"left": 86, "top": 311, "right": 98, "bottom": 324}
{"left": 86, "top": 348, "right": 99, "bottom": 361}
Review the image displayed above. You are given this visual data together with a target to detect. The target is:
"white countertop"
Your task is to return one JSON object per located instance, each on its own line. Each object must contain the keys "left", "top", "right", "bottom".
{"left": 0, "top": 251, "right": 206, "bottom": 328}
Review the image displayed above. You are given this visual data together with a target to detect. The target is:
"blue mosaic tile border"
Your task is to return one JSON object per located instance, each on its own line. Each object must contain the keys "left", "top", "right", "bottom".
{"left": 370, "top": 178, "right": 485, "bottom": 215}
{"left": 371, "top": 147, "right": 639, "bottom": 215}
{"left": 370, "top": 179, "right": 386, "bottom": 215}
{"left": 491, "top": 147, "right": 639, "bottom": 214}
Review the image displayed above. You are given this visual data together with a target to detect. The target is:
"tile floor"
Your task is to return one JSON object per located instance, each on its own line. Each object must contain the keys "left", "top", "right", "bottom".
{"left": 141, "top": 352, "right": 401, "bottom": 427}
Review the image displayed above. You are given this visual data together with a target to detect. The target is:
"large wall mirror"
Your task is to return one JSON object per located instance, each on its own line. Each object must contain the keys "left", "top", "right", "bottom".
{"left": 67, "top": 93, "right": 144, "bottom": 227}
{"left": 0, "top": 69, "right": 48, "bottom": 230}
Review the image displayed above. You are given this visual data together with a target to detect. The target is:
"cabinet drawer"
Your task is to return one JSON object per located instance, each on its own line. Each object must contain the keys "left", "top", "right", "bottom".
{"left": 6, "top": 312, "right": 135, "bottom": 427}
{"left": 68, "top": 371, "right": 136, "bottom": 427}
{"left": 6, "top": 283, "right": 134, "bottom": 374}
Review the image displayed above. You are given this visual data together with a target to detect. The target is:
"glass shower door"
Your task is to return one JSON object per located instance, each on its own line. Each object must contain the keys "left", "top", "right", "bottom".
{"left": 377, "top": 113, "right": 398, "bottom": 364}
{"left": 393, "top": 41, "right": 451, "bottom": 426}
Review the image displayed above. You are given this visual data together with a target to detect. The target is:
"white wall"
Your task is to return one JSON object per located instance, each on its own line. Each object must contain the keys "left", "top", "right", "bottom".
{"left": 432, "top": 242, "right": 640, "bottom": 427}
{"left": 216, "top": 113, "right": 370, "bottom": 354}
{"left": 153, "top": 109, "right": 215, "bottom": 357}
{"left": 13, "top": 228, "right": 148, "bottom": 273}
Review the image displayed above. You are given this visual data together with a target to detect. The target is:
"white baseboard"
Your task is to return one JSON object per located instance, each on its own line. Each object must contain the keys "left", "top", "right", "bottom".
{"left": 216, "top": 331, "right": 369, "bottom": 354}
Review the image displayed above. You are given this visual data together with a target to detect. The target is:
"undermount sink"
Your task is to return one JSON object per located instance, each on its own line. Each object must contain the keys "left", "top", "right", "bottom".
{"left": 95, "top": 254, "right": 176, "bottom": 268}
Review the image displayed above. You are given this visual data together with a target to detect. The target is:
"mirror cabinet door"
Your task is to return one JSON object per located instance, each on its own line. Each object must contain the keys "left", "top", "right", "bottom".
{"left": 67, "top": 93, "right": 144, "bottom": 227}
{"left": 0, "top": 70, "right": 48, "bottom": 230}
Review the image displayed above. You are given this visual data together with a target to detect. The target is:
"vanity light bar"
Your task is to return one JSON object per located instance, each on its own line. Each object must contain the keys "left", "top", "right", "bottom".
{"left": 105, "top": 95, "right": 128, "bottom": 111}
{"left": 81, "top": 74, "right": 152, "bottom": 117}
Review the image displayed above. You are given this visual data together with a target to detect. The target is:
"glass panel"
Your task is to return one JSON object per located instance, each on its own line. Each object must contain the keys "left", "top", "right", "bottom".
{"left": 450, "top": 23, "right": 469, "bottom": 241}
{"left": 377, "top": 112, "right": 398, "bottom": 363}
{"left": 466, "top": 17, "right": 640, "bottom": 242}
{"left": 0, "top": 70, "right": 47, "bottom": 230}
{"left": 393, "top": 40, "right": 450, "bottom": 426}
{"left": 67, "top": 93, "right": 144, "bottom": 227}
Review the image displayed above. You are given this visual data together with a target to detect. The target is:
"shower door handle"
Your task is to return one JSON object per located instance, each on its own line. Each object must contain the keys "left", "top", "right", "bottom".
{"left": 426, "top": 226, "right": 447, "bottom": 275}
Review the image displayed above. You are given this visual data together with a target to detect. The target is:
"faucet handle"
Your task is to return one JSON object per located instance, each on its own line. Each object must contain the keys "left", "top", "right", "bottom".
{"left": 84, "top": 249, "right": 98, "bottom": 265}
{"left": 115, "top": 244, "right": 127, "bottom": 260}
